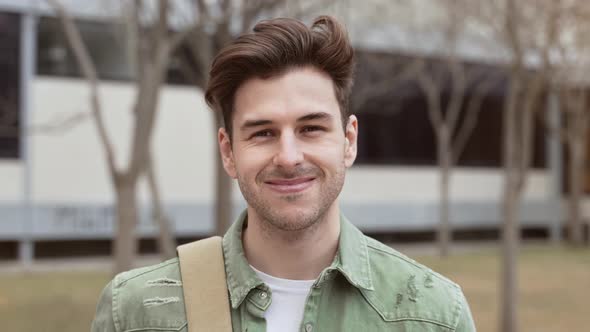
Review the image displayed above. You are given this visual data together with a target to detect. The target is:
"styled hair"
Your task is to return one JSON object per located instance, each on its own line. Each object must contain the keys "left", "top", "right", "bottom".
{"left": 204, "top": 15, "right": 355, "bottom": 138}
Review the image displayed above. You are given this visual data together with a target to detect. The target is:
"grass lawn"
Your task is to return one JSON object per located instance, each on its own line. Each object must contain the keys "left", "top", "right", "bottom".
{"left": 417, "top": 245, "right": 590, "bottom": 332}
{"left": 0, "top": 245, "right": 588, "bottom": 331}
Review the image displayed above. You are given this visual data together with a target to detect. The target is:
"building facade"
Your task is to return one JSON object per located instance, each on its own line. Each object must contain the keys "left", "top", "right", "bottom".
{"left": 0, "top": 1, "right": 566, "bottom": 261}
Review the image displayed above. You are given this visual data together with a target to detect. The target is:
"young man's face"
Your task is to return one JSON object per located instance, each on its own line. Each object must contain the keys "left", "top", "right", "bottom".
{"left": 218, "top": 66, "right": 358, "bottom": 232}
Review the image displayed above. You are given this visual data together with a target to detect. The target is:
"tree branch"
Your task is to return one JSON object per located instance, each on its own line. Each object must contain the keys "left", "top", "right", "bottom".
{"left": 416, "top": 62, "right": 444, "bottom": 140}
{"left": 30, "top": 111, "right": 91, "bottom": 135}
{"left": 242, "top": 0, "right": 284, "bottom": 31}
{"left": 156, "top": 0, "right": 169, "bottom": 45}
{"left": 446, "top": 59, "right": 467, "bottom": 134}
{"left": 47, "top": 0, "right": 118, "bottom": 176}
{"left": 195, "top": 0, "right": 212, "bottom": 23}
{"left": 452, "top": 75, "right": 499, "bottom": 164}
{"left": 353, "top": 59, "right": 425, "bottom": 111}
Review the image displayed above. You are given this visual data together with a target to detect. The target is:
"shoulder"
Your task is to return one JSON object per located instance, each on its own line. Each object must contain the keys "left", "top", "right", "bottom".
{"left": 364, "top": 236, "right": 458, "bottom": 291}
{"left": 361, "top": 236, "right": 474, "bottom": 331}
{"left": 113, "top": 258, "right": 183, "bottom": 291}
{"left": 100, "top": 258, "right": 188, "bottom": 332}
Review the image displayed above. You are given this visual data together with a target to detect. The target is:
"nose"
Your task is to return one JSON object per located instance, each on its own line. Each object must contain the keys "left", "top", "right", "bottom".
{"left": 272, "top": 132, "right": 303, "bottom": 169}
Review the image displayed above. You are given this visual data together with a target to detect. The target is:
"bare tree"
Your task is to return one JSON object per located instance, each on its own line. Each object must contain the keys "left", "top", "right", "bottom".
{"left": 490, "top": 1, "right": 559, "bottom": 330}
{"left": 48, "top": 0, "right": 187, "bottom": 273}
{"left": 351, "top": 0, "right": 498, "bottom": 257}
{"left": 454, "top": 0, "right": 568, "bottom": 330}
{"left": 416, "top": 61, "right": 499, "bottom": 257}
{"left": 496, "top": 0, "right": 590, "bottom": 329}
{"left": 560, "top": 88, "right": 589, "bottom": 246}
{"left": 548, "top": 1, "right": 590, "bottom": 246}
{"left": 414, "top": 0, "right": 503, "bottom": 256}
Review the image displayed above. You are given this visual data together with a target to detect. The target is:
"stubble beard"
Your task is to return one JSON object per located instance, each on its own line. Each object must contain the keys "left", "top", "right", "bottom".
{"left": 237, "top": 162, "right": 346, "bottom": 238}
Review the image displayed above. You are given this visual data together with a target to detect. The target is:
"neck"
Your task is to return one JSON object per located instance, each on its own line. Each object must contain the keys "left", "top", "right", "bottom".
{"left": 242, "top": 203, "right": 341, "bottom": 280}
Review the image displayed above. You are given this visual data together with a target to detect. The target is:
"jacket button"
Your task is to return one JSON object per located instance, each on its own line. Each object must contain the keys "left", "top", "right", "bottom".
{"left": 305, "top": 323, "right": 313, "bottom": 332}
{"left": 259, "top": 291, "right": 268, "bottom": 299}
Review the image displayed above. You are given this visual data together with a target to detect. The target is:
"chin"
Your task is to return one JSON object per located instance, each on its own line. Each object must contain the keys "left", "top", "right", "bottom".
{"left": 266, "top": 206, "right": 322, "bottom": 231}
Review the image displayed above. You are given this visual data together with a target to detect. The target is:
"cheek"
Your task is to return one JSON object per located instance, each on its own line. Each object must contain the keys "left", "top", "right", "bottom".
{"left": 234, "top": 148, "right": 272, "bottom": 179}
{"left": 305, "top": 142, "right": 346, "bottom": 171}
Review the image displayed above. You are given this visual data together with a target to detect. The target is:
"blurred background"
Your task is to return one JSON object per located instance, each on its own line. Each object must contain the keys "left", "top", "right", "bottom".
{"left": 0, "top": 0, "right": 588, "bottom": 331}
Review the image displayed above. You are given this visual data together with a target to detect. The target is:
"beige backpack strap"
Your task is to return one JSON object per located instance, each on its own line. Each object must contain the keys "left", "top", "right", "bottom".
{"left": 177, "top": 236, "right": 232, "bottom": 332}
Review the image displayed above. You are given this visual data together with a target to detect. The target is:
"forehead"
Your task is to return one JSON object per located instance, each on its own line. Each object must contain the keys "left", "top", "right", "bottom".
{"left": 233, "top": 67, "right": 340, "bottom": 125}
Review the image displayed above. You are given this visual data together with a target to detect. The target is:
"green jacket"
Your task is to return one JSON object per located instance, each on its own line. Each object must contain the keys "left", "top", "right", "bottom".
{"left": 91, "top": 213, "right": 476, "bottom": 331}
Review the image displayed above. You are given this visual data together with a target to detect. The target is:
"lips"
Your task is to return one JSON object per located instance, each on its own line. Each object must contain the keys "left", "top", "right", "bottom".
{"left": 264, "top": 177, "right": 315, "bottom": 194}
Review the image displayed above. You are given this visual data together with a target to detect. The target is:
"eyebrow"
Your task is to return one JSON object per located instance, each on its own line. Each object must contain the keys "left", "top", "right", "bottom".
{"left": 297, "top": 112, "right": 333, "bottom": 123}
{"left": 239, "top": 112, "right": 333, "bottom": 131}
{"left": 240, "top": 119, "right": 273, "bottom": 131}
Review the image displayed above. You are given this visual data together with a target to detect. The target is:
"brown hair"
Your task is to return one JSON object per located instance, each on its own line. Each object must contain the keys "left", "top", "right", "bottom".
{"left": 205, "top": 15, "right": 355, "bottom": 138}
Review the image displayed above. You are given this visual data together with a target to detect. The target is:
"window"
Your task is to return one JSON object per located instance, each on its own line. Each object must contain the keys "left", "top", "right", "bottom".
{"left": 36, "top": 16, "right": 193, "bottom": 86}
{"left": 0, "top": 12, "right": 21, "bottom": 159}
{"left": 352, "top": 50, "right": 546, "bottom": 168}
{"left": 37, "top": 16, "right": 133, "bottom": 81}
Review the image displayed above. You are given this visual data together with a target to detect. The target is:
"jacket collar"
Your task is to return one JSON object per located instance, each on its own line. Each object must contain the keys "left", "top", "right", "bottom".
{"left": 334, "top": 214, "right": 374, "bottom": 291}
{"left": 222, "top": 210, "right": 374, "bottom": 309}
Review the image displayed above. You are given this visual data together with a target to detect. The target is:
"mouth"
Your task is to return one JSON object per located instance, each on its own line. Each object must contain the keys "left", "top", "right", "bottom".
{"left": 264, "top": 177, "right": 316, "bottom": 194}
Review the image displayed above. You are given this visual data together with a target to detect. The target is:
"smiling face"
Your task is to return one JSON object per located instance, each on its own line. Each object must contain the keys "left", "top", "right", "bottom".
{"left": 218, "top": 66, "right": 358, "bottom": 232}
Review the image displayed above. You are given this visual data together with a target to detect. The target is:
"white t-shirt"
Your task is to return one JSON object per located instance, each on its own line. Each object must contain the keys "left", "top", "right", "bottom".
{"left": 251, "top": 265, "right": 315, "bottom": 332}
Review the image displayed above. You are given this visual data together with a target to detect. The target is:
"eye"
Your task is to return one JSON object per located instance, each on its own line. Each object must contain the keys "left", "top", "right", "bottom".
{"left": 301, "top": 126, "right": 324, "bottom": 133}
{"left": 251, "top": 129, "right": 274, "bottom": 138}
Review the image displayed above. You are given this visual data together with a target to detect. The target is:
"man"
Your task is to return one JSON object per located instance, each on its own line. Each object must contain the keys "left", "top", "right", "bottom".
{"left": 91, "top": 15, "right": 476, "bottom": 332}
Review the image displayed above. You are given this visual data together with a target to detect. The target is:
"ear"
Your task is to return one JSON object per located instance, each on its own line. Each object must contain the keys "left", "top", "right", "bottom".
{"left": 218, "top": 127, "right": 237, "bottom": 178}
{"left": 344, "top": 115, "right": 358, "bottom": 168}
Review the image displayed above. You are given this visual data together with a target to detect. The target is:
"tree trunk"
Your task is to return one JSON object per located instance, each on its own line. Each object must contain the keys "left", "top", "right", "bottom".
{"left": 585, "top": 132, "right": 590, "bottom": 246}
{"left": 51, "top": 0, "right": 182, "bottom": 272}
{"left": 153, "top": 208, "right": 176, "bottom": 259}
{"left": 568, "top": 139, "right": 584, "bottom": 246}
{"left": 501, "top": 174, "right": 519, "bottom": 332}
{"left": 501, "top": 76, "right": 520, "bottom": 332}
{"left": 113, "top": 175, "right": 139, "bottom": 274}
{"left": 438, "top": 126, "right": 452, "bottom": 257}
{"left": 214, "top": 112, "right": 233, "bottom": 236}
{"left": 146, "top": 158, "right": 176, "bottom": 259}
